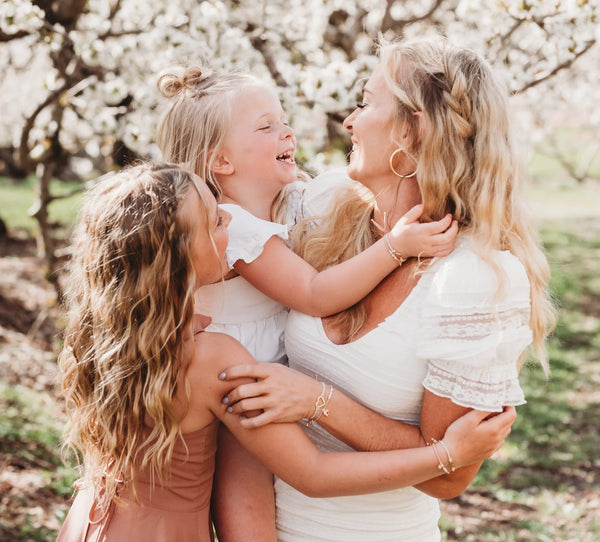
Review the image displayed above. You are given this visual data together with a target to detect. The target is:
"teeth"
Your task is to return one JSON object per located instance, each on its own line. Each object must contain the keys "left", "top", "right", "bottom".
{"left": 277, "top": 152, "right": 294, "bottom": 163}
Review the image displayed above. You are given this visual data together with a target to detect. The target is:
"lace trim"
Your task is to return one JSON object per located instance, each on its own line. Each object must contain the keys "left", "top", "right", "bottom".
{"left": 436, "top": 306, "right": 529, "bottom": 341}
{"left": 423, "top": 362, "right": 525, "bottom": 412}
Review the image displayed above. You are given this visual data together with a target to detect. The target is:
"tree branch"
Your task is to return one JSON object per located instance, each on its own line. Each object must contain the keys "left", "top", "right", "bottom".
{"left": 515, "top": 39, "right": 596, "bottom": 94}
{"left": 0, "top": 30, "right": 31, "bottom": 42}
{"left": 249, "top": 32, "right": 289, "bottom": 87}
{"left": 18, "top": 83, "right": 69, "bottom": 171}
{"left": 381, "top": 0, "right": 445, "bottom": 33}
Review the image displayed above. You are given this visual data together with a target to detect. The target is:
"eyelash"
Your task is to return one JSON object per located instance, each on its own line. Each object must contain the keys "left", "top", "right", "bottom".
{"left": 356, "top": 102, "right": 366, "bottom": 109}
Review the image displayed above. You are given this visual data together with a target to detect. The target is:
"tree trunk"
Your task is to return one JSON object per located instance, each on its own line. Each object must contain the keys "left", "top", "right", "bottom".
{"left": 29, "top": 161, "right": 63, "bottom": 302}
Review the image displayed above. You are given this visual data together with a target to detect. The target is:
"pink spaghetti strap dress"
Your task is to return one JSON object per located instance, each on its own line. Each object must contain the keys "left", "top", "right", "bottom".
{"left": 57, "top": 419, "right": 219, "bottom": 542}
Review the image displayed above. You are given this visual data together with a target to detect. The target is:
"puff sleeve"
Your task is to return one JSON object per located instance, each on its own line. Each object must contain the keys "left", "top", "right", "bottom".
{"left": 221, "top": 204, "right": 289, "bottom": 268}
{"left": 417, "top": 242, "right": 532, "bottom": 411}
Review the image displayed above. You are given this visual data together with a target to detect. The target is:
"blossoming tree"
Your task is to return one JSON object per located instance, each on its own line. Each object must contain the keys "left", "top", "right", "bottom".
{"left": 1, "top": 0, "right": 598, "bottom": 293}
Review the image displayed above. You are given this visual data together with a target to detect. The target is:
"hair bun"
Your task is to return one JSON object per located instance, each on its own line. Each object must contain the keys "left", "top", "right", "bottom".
{"left": 157, "top": 66, "right": 209, "bottom": 98}
{"left": 182, "top": 66, "right": 206, "bottom": 88}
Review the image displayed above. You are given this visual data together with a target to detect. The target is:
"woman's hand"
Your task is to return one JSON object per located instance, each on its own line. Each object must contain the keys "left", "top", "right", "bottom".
{"left": 387, "top": 204, "right": 458, "bottom": 260}
{"left": 219, "top": 363, "right": 323, "bottom": 428}
{"left": 441, "top": 407, "right": 517, "bottom": 469}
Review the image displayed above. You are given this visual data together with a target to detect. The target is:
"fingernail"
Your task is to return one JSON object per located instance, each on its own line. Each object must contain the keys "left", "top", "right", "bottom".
{"left": 218, "top": 372, "right": 226, "bottom": 380}
{"left": 227, "top": 406, "right": 233, "bottom": 413}
{"left": 221, "top": 396, "right": 229, "bottom": 405}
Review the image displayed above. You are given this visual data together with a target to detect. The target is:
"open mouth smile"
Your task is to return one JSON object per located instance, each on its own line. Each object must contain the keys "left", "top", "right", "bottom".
{"left": 276, "top": 150, "right": 295, "bottom": 164}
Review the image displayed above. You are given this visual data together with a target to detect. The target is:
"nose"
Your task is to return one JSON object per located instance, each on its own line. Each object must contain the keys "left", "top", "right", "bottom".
{"left": 343, "top": 109, "right": 356, "bottom": 132}
{"left": 281, "top": 122, "right": 294, "bottom": 140}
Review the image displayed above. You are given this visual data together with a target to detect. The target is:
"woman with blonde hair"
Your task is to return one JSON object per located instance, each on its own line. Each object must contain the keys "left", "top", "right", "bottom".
{"left": 55, "top": 162, "right": 513, "bottom": 541}
{"left": 221, "top": 37, "right": 555, "bottom": 540}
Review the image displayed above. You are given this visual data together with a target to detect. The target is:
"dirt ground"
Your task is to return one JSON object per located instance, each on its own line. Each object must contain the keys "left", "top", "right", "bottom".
{"left": 0, "top": 234, "right": 598, "bottom": 541}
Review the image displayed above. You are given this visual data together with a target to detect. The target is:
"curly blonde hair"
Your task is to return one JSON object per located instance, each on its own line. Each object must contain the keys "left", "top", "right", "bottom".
{"left": 156, "top": 65, "right": 260, "bottom": 200}
{"left": 296, "top": 38, "right": 555, "bottom": 370}
{"left": 59, "top": 163, "right": 210, "bottom": 505}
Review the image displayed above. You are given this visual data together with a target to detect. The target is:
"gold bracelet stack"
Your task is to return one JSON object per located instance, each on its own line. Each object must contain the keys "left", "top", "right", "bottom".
{"left": 427, "top": 437, "right": 456, "bottom": 474}
{"left": 436, "top": 438, "right": 456, "bottom": 472}
{"left": 306, "top": 380, "right": 334, "bottom": 426}
{"left": 383, "top": 233, "right": 407, "bottom": 266}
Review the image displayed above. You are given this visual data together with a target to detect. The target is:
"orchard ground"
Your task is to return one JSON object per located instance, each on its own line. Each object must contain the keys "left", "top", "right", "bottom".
{"left": 0, "top": 180, "right": 599, "bottom": 541}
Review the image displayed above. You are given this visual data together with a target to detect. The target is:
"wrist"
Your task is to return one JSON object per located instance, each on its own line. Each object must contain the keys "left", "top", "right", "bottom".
{"left": 426, "top": 437, "right": 456, "bottom": 474}
{"left": 305, "top": 377, "right": 334, "bottom": 426}
{"left": 383, "top": 233, "right": 407, "bottom": 266}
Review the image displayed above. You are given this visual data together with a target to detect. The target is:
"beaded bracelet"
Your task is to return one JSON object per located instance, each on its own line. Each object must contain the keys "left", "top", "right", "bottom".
{"left": 428, "top": 440, "right": 450, "bottom": 474}
{"left": 383, "top": 233, "right": 407, "bottom": 266}
{"left": 435, "top": 438, "right": 456, "bottom": 473}
{"left": 427, "top": 438, "right": 455, "bottom": 474}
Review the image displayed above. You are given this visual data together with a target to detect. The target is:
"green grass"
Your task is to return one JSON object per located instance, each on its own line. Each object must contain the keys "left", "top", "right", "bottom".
{"left": 444, "top": 215, "right": 600, "bottom": 541}
{"left": 0, "top": 176, "right": 83, "bottom": 233}
{"left": 0, "top": 381, "right": 77, "bottom": 542}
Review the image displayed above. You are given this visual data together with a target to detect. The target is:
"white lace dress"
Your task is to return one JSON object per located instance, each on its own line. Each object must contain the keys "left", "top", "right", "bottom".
{"left": 194, "top": 203, "right": 290, "bottom": 364}
{"left": 275, "top": 238, "right": 532, "bottom": 541}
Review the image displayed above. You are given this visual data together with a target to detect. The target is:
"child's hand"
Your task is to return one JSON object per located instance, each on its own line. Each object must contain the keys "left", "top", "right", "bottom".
{"left": 387, "top": 204, "right": 458, "bottom": 260}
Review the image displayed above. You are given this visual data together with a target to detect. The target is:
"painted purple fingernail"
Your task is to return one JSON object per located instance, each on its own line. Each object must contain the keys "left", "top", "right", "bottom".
{"left": 218, "top": 372, "right": 226, "bottom": 380}
{"left": 226, "top": 406, "right": 233, "bottom": 413}
{"left": 221, "top": 396, "right": 229, "bottom": 405}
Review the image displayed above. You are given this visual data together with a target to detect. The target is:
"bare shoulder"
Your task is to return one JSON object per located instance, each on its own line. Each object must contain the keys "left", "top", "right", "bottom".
{"left": 193, "top": 331, "right": 255, "bottom": 372}
{"left": 187, "top": 331, "right": 256, "bottom": 413}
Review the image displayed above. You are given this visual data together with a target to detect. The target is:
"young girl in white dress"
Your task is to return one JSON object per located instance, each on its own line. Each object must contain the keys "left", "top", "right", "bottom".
{"left": 155, "top": 66, "right": 458, "bottom": 540}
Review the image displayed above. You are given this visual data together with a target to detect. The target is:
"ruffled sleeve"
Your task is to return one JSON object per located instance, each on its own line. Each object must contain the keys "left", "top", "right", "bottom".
{"left": 221, "top": 203, "right": 288, "bottom": 268}
{"left": 417, "top": 241, "right": 532, "bottom": 411}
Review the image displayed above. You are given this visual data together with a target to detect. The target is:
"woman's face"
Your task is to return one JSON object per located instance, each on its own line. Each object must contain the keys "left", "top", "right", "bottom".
{"left": 343, "top": 65, "right": 410, "bottom": 188}
{"left": 180, "top": 176, "right": 231, "bottom": 287}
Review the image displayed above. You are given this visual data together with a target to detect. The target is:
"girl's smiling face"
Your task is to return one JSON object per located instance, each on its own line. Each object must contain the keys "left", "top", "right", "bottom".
{"left": 220, "top": 85, "right": 297, "bottom": 193}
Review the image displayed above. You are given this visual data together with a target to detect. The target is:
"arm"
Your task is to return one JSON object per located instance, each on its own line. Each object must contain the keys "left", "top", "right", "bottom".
{"left": 413, "top": 390, "right": 482, "bottom": 499}
{"left": 219, "top": 363, "right": 513, "bottom": 498}
{"left": 220, "top": 362, "right": 423, "bottom": 450}
{"left": 198, "top": 333, "right": 512, "bottom": 498}
{"left": 211, "top": 426, "right": 276, "bottom": 542}
{"left": 236, "top": 206, "right": 457, "bottom": 316}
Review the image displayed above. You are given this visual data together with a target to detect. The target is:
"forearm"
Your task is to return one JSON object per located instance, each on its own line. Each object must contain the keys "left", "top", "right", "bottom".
{"left": 417, "top": 390, "right": 483, "bottom": 499}
{"left": 220, "top": 414, "right": 445, "bottom": 498}
{"left": 324, "top": 391, "right": 480, "bottom": 498}
{"left": 304, "top": 239, "right": 397, "bottom": 316}
{"left": 316, "top": 389, "right": 423, "bottom": 452}
{"left": 414, "top": 461, "right": 481, "bottom": 499}
{"left": 221, "top": 364, "right": 422, "bottom": 450}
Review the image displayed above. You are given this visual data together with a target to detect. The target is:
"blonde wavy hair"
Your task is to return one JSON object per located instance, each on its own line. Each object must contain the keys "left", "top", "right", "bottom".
{"left": 295, "top": 38, "right": 555, "bottom": 370}
{"left": 59, "top": 163, "right": 211, "bottom": 505}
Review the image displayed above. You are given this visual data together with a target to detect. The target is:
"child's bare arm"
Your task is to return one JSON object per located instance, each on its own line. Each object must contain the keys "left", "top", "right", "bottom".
{"left": 236, "top": 205, "right": 457, "bottom": 316}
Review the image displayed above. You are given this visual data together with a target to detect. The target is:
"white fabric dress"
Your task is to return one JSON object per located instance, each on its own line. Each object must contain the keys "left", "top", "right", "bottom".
{"left": 194, "top": 203, "right": 290, "bottom": 364}
{"left": 194, "top": 173, "right": 354, "bottom": 364}
{"left": 275, "top": 238, "right": 532, "bottom": 541}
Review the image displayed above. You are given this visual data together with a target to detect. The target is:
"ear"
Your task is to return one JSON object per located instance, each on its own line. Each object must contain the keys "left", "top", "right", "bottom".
{"left": 210, "top": 150, "right": 235, "bottom": 176}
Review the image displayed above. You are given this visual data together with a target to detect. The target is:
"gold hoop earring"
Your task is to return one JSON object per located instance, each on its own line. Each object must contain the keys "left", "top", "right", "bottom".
{"left": 389, "top": 148, "right": 416, "bottom": 178}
